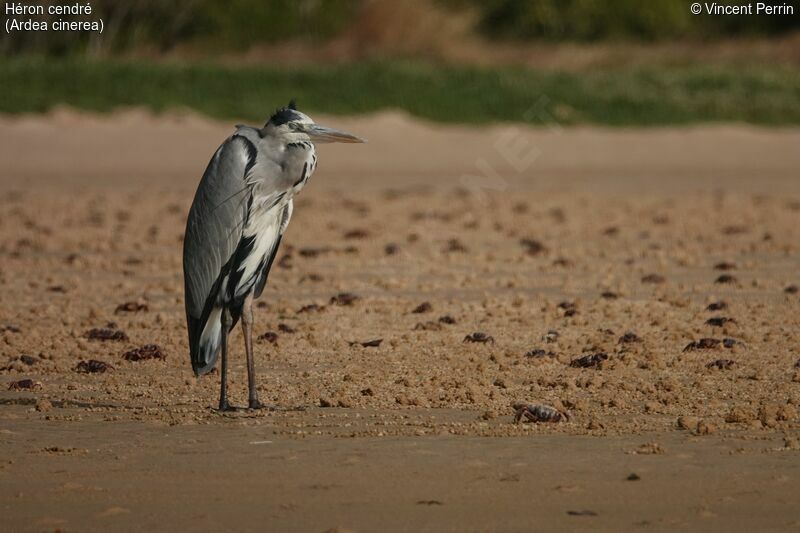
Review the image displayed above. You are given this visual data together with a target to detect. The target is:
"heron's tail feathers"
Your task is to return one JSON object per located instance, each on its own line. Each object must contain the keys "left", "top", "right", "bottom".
{"left": 189, "top": 307, "right": 222, "bottom": 376}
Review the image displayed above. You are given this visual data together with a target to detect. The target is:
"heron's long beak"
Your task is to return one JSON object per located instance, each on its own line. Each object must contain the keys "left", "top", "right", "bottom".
{"left": 304, "top": 123, "right": 366, "bottom": 144}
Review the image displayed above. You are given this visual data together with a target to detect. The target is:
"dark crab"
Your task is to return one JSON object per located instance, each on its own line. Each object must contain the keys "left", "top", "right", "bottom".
{"left": 349, "top": 338, "right": 383, "bottom": 348}
{"left": 520, "top": 238, "right": 547, "bottom": 256}
{"left": 85, "top": 327, "right": 128, "bottom": 342}
{"left": 122, "top": 344, "right": 165, "bottom": 361}
{"left": 8, "top": 379, "right": 41, "bottom": 391}
{"left": 412, "top": 301, "right": 432, "bottom": 314}
{"left": 557, "top": 301, "right": 577, "bottom": 317}
{"left": 706, "top": 317, "right": 737, "bottom": 327}
{"left": 114, "top": 300, "right": 149, "bottom": 314}
{"left": 75, "top": 359, "right": 114, "bottom": 373}
{"left": 463, "top": 332, "right": 495, "bottom": 344}
{"left": 512, "top": 401, "right": 570, "bottom": 423}
{"left": 706, "top": 359, "right": 735, "bottom": 370}
{"left": 525, "top": 348, "right": 555, "bottom": 359}
{"left": 618, "top": 332, "right": 642, "bottom": 344}
{"left": 297, "top": 303, "right": 324, "bottom": 313}
{"left": 258, "top": 331, "right": 279, "bottom": 344}
{"left": 329, "top": 292, "right": 360, "bottom": 306}
{"left": 278, "top": 323, "right": 296, "bottom": 333}
{"left": 570, "top": 352, "right": 609, "bottom": 369}
{"left": 683, "top": 338, "right": 721, "bottom": 352}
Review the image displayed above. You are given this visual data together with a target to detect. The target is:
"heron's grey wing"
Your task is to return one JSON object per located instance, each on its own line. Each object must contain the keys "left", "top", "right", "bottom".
{"left": 253, "top": 199, "right": 293, "bottom": 298}
{"left": 183, "top": 134, "right": 256, "bottom": 368}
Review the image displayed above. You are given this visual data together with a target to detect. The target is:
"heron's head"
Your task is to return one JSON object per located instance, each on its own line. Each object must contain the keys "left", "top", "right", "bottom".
{"left": 263, "top": 100, "right": 365, "bottom": 144}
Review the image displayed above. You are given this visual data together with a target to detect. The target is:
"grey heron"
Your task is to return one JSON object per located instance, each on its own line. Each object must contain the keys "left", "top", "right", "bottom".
{"left": 183, "top": 100, "right": 364, "bottom": 411}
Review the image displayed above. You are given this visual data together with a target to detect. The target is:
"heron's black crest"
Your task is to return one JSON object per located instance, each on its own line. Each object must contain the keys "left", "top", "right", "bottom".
{"left": 267, "top": 99, "right": 300, "bottom": 127}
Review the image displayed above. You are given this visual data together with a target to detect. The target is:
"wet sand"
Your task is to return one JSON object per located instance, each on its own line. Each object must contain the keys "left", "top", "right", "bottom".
{"left": 1, "top": 110, "right": 799, "bottom": 531}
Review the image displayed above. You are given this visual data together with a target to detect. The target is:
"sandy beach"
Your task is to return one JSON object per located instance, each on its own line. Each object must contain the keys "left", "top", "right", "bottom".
{"left": 1, "top": 110, "right": 799, "bottom": 531}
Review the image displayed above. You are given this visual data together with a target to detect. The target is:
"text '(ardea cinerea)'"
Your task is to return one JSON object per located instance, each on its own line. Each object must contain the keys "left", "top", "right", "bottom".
{"left": 183, "top": 100, "right": 365, "bottom": 411}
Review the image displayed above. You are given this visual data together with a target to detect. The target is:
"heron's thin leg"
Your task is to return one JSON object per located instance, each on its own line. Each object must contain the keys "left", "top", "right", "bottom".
{"left": 242, "top": 294, "right": 263, "bottom": 409}
{"left": 218, "top": 308, "right": 234, "bottom": 411}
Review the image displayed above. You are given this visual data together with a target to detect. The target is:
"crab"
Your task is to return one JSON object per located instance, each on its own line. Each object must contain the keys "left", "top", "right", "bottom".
{"left": 75, "top": 359, "right": 114, "bottom": 373}
{"left": 683, "top": 338, "right": 721, "bottom": 352}
{"left": 122, "top": 344, "right": 165, "bottom": 361}
{"left": 463, "top": 332, "right": 495, "bottom": 344}
{"left": 85, "top": 327, "right": 128, "bottom": 342}
{"left": 329, "top": 292, "right": 360, "bottom": 306}
{"left": 706, "top": 359, "right": 735, "bottom": 370}
{"left": 569, "top": 352, "right": 609, "bottom": 369}
{"left": 706, "top": 317, "right": 737, "bottom": 327}
{"left": 512, "top": 401, "right": 570, "bottom": 423}
{"left": 8, "top": 379, "right": 41, "bottom": 391}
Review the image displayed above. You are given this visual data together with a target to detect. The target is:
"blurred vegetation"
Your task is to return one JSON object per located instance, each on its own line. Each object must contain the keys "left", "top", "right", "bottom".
{"left": 3, "top": 2, "right": 798, "bottom": 126}
{"left": 3, "top": 58, "right": 800, "bottom": 125}
{"left": 1, "top": 0, "right": 799, "bottom": 57}
{"left": 0, "top": 0, "right": 360, "bottom": 55}
{"left": 457, "top": 0, "right": 800, "bottom": 41}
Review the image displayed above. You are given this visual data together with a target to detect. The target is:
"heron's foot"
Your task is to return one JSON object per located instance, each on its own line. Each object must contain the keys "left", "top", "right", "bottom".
{"left": 217, "top": 399, "right": 239, "bottom": 412}
{"left": 247, "top": 399, "right": 306, "bottom": 412}
{"left": 248, "top": 398, "right": 270, "bottom": 410}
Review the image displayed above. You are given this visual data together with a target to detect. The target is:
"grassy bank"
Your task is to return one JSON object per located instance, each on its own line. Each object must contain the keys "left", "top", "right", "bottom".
{"left": 2, "top": 58, "right": 800, "bottom": 126}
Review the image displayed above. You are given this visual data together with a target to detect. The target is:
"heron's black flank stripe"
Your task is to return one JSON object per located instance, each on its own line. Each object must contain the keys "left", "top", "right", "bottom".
{"left": 233, "top": 135, "right": 258, "bottom": 176}
{"left": 294, "top": 162, "right": 308, "bottom": 187}
{"left": 227, "top": 234, "right": 257, "bottom": 303}
{"left": 244, "top": 194, "right": 254, "bottom": 225}
{"left": 189, "top": 249, "right": 238, "bottom": 368}
{"left": 254, "top": 234, "right": 283, "bottom": 298}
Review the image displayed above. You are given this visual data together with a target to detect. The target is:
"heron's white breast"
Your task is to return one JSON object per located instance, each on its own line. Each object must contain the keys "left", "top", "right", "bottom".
{"left": 234, "top": 208, "right": 281, "bottom": 298}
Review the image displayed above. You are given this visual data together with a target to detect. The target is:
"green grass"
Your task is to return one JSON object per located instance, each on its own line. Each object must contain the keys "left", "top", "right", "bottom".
{"left": 2, "top": 58, "right": 800, "bottom": 126}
